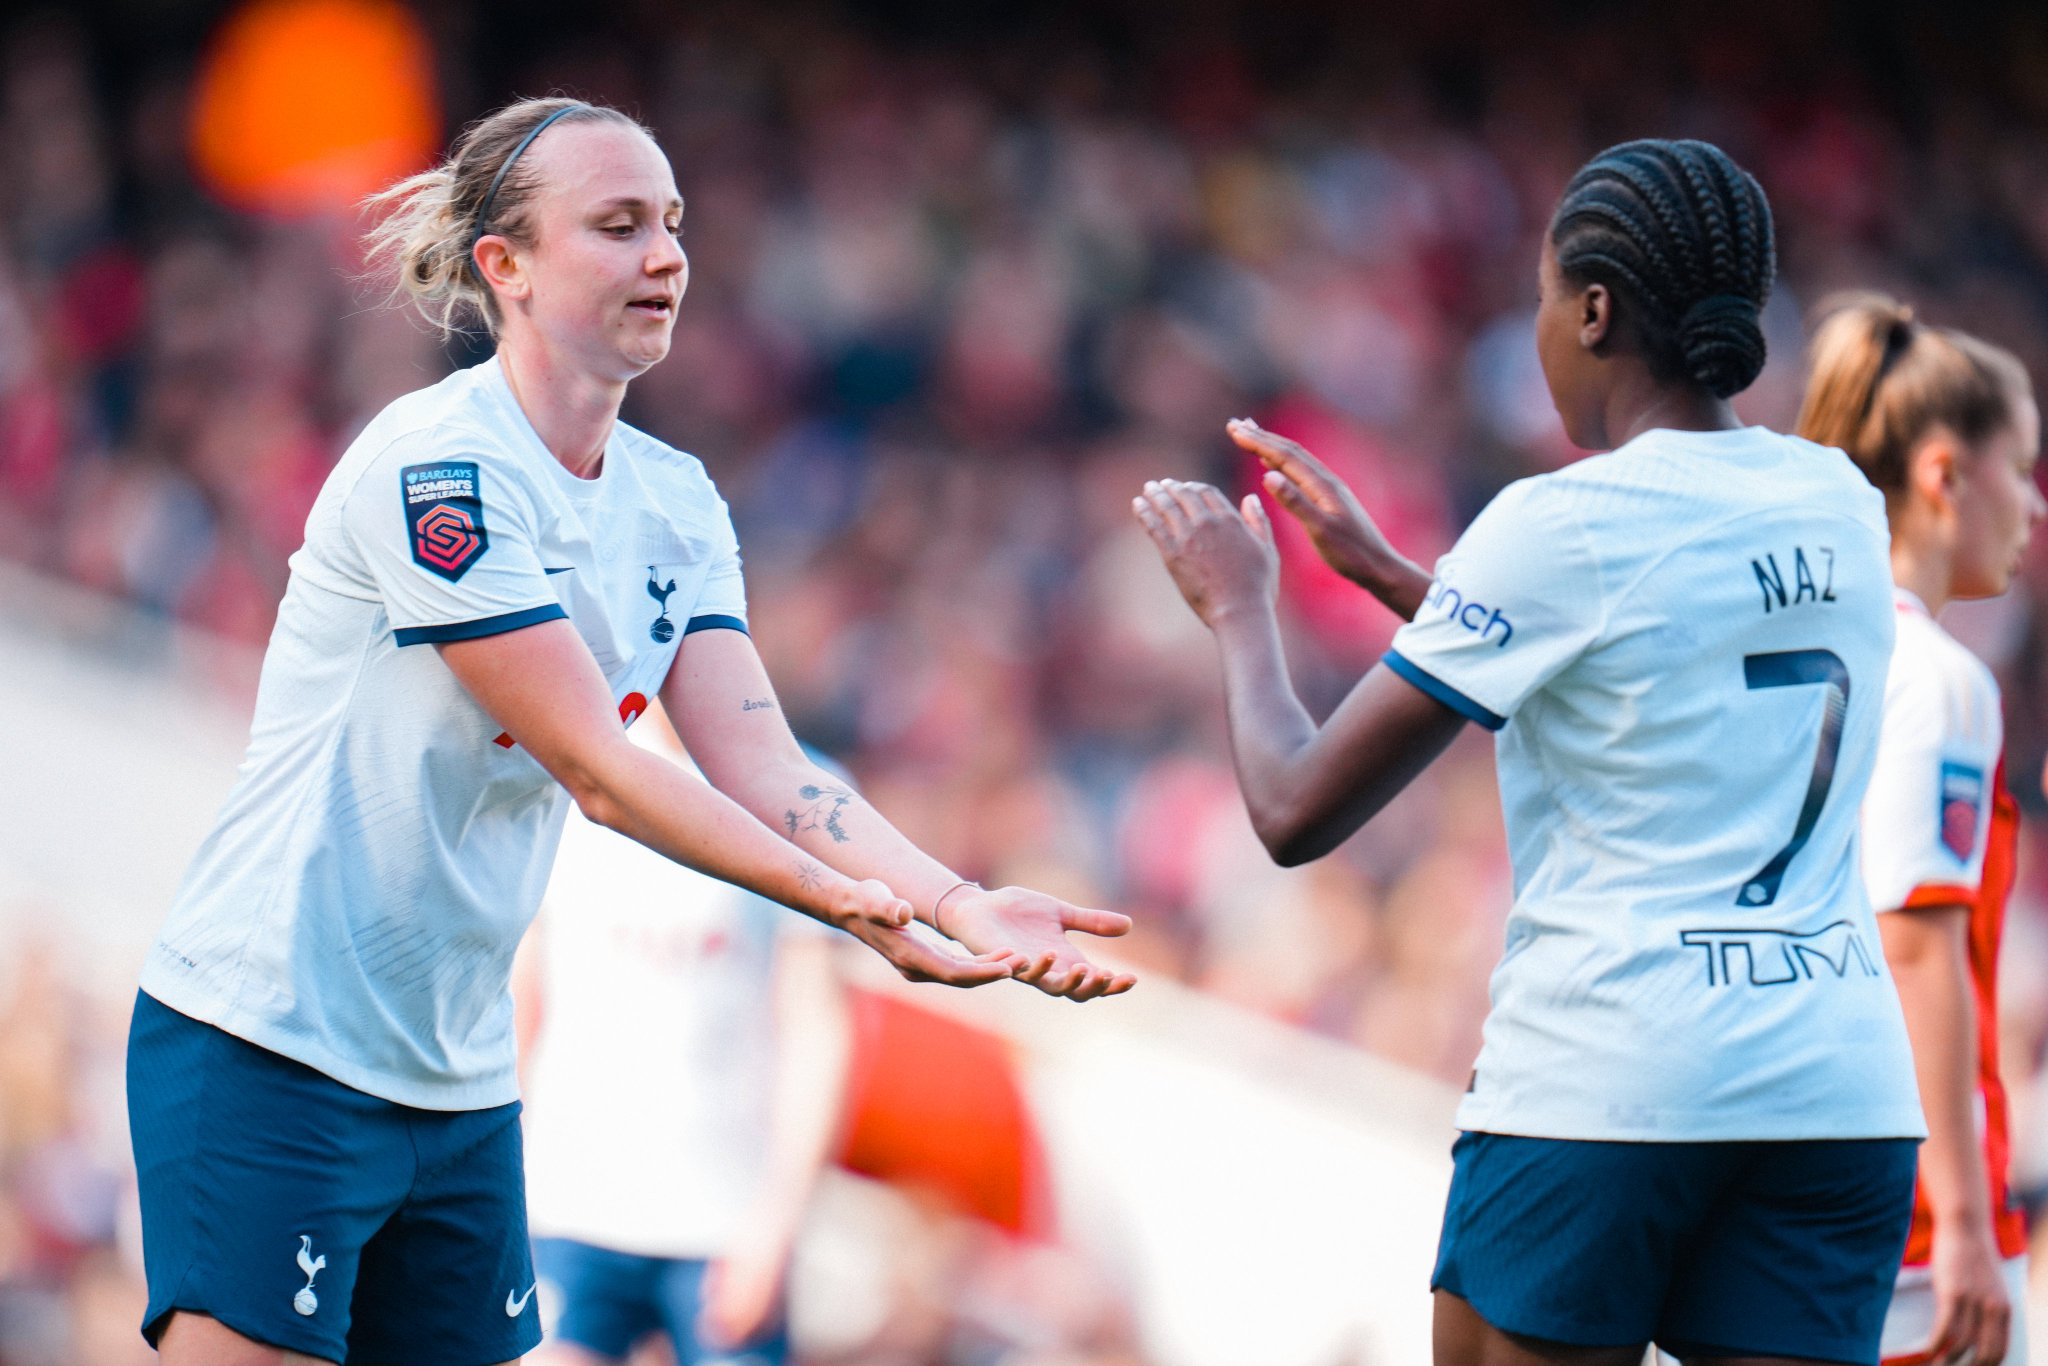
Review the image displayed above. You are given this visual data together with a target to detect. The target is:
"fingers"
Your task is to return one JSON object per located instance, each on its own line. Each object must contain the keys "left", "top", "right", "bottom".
{"left": 1262, "top": 466, "right": 1318, "bottom": 524}
{"left": 1241, "top": 492, "right": 1275, "bottom": 547}
{"left": 1977, "top": 1297, "right": 2010, "bottom": 1365}
{"left": 920, "top": 956, "right": 1016, "bottom": 987}
{"left": 1929, "top": 1296, "right": 1974, "bottom": 1363}
{"left": 1060, "top": 904, "right": 1133, "bottom": 937}
{"left": 1227, "top": 417, "right": 1331, "bottom": 484}
{"left": 1011, "top": 949, "right": 1060, "bottom": 986}
{"left": 1134, "top": 479, "right": 1240, "bottom": 549}
{"left": 849, "top": 883, "right": 914, "bottom": 928}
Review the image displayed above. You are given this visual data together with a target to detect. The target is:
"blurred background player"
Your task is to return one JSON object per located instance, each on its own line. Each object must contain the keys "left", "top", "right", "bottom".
{"left": 515, "top": 712, "right": 854, "bottom": 1366}
{"left": 1139, "top": 139, "right": 1926, "bottom": 1365}
{"left": 1799, "top": 296, "right": 2047, "bottom": 1366}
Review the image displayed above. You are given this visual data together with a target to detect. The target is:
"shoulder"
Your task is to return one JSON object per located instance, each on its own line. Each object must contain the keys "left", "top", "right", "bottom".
{"left": 335, "top": 368, "right": 543, "bottom": 500}
{"left": 613, "top": 419, "right": 712, "bottom": 484}
{"left": 1888, "top": 609, "right": 2000, "bottom": 729}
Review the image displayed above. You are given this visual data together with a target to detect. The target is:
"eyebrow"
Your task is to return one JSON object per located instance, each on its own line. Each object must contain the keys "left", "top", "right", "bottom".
{"left": 590, "top": 196, "right": 684, "bottom": 214}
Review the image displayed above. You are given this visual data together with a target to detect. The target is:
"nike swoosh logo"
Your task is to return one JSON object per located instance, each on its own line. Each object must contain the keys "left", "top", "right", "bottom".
{"left": 543, "top": 566, "right": 573, "bottom": 575}
{"left": 506, "top": 1285, "right": 537, "bottom": 1316}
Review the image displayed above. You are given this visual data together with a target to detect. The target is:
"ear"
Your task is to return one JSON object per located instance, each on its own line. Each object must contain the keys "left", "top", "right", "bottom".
{"left": 473, "top": 235, "right": 530, "bottom": 302}
{"left": 1578, "top": 283, "right": 1612, "bottom": 350}
{"left": 1905, "top": 433, "right": 1960, "bottom": 511}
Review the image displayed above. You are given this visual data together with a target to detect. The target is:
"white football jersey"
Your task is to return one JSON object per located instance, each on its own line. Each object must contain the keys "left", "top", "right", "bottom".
{"left": 1861, "top": 590, "right": 2002, "bottom": 912}
{"left": 1388, "top": 426, "right": 1923, "bottom": 1142}
{"left": 521, "top": 734, "right": 833, "bottom": 1259}
{"left": 140, "top": 357, "right": 748, "bottom": 1110}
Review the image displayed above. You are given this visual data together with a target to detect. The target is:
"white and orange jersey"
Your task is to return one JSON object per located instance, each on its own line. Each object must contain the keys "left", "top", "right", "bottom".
{"left": 1860, "top": 587, "right": 2027, "bottom": 1270}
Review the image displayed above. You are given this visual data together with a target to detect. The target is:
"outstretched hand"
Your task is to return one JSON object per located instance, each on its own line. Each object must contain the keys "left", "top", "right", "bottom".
{"left": 1226, "top": 418, "right": 1421, "bottom": 617}
{"left": 940, "top": 885, "right": 1137, "bottom": 1002}
{"left": 839, "top": 910, "right": 1023, "bottom": 988}
{"left": 1131, "top": 477, "right": 1279, "bottom": 628}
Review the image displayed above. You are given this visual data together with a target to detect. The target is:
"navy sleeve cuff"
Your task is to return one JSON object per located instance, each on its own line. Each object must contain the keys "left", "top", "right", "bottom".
{"left": 683, "top": 614, "right": 749, "bottom": 636}
{"left": 393, "top": 603, "right": 568, "bottom": 646}
{"left": 1383, "top": 650, "right": 1507, "bottom": 731}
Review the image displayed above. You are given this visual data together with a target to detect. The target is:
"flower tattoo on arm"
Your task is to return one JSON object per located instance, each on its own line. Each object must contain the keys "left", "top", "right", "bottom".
{"left": 784, "top": 784, "right": 856, "bottom": 844}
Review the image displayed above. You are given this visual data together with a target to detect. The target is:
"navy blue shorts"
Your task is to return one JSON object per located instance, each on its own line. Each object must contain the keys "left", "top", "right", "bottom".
{"left": 533, "top": 1237, "right": 789, "bottom": 1365}
{"left": 1433, "top": 1130, "right": 1918, "bottom": 1363}
{"left": 126, "top": 991, "right": 541, "bottom": 1365}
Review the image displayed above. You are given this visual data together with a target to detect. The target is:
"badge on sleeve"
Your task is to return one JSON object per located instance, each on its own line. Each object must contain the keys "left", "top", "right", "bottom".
{"left": 400, "top": 462, "right": 490, "bottom": 582}
{"left": 1938, "top": 761, "right": 1985, "bottom": 861}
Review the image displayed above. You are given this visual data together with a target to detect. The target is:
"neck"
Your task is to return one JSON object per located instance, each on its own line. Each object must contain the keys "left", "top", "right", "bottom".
{"left": 1889, "top": 535, "right": 1953, "bottom": 617}
{"left": 496, "top": 338, "right": 625, "bottom": 479}
{"left": 1598, "top": 366, "right": 1741, "bottom": 449}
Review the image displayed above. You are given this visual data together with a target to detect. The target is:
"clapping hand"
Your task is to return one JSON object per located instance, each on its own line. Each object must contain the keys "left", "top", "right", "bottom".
{"left": 1226, "top": 418, "right": 1424, "bottom": 618}
{"left": 1131, "top": 477, "right": 1280, "bottom": 628}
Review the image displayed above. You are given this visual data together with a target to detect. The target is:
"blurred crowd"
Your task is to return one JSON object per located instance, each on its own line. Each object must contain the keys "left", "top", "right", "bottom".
{"left": 7, "top": 0, "right": 2048, "bottom": 1360}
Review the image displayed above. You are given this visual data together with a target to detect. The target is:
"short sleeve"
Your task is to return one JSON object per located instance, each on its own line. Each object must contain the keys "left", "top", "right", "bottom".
{"left": 1385, "top": 477, "right": 1606, "bottom": 729}
{"left": 681, "top": 494, "right": 749, "bottom": 637}
{"left": 1861, "top": 664, "right": 1991, "bottom": 912}
{"left": 340, "top": 445, "right": 566, "bottom": 646}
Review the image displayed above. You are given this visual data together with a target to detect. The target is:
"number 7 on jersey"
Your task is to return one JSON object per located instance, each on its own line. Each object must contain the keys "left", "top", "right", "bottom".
{"left": 1737, "top": 650, "right": 1850, "bottom": 907}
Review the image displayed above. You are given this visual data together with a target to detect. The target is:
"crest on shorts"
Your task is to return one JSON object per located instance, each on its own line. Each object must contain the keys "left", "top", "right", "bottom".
{"left": 1938, "top": 761, "right": 1984, "bottom": 862}
{"left": 401, "top": 462, "right": 490, "bottom": 582}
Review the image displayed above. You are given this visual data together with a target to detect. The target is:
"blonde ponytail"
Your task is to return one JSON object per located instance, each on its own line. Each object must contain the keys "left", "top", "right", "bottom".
{"left": 361, "top": 96, "right": 647, "bottom": 337}
{"left": 1797, "top": 292, "right": 2029, "bottom": 493}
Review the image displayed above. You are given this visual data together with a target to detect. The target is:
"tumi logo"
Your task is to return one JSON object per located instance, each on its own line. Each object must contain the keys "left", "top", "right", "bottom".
{"left": 1680, "top": 921, "right": 1880, "bottom": 987}
{"left": 1420, "top": 579, "right": 1513, "bottom": 647}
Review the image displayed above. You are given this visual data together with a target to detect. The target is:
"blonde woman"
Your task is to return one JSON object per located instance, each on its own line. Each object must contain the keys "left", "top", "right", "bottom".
{"left": 1798, "top": 295, "right": 2044, "bottom": 1366}
{"left": 126, "top": 97, "right": 1133, "bottom": 1366}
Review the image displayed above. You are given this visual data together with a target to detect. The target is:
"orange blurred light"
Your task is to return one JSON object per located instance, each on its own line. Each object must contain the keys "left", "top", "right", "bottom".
{"left": 189, "top": 0, "right": 439, "bottom": 216}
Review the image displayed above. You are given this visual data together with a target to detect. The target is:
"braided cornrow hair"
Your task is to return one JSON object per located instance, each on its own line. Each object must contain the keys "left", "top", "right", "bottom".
{"left": 1550, "top": 139, "right": 1777, "bottom": 399}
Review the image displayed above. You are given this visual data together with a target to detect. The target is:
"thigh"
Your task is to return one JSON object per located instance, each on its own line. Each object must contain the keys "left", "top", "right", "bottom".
{"left": 1656, "top": 1139, "right": 1917, "bottom": 1365}
{"left": 128, "top": 991, "right": 410, "bottom": 1364}
{"left": 1432, "top": 1132, "right": 1731, "bottom": 1351}
{"left": 533, "top": 1237, "right": 664, "bottom": 1362}
{"left": 344, "top": 1102, "right": 543, "bottom": 1366}
{"left": 157, "top": 1311, "right": 342, "bottom": 1366}
{"left": 1433, "top": 1290, "right": 1647, "bottom": 1366}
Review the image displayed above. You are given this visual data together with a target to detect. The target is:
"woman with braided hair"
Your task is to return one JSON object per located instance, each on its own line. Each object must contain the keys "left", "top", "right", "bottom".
{"left": 1138, "top": 139, "right": 1924, "bottom": 1364}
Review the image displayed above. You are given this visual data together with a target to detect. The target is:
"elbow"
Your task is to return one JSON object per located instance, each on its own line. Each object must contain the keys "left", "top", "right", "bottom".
{"left": 1251, "top": 803, "right": 1328, "bottom": 868}
{"left": 563, "top": 766, "right": 628, "bottom": 834}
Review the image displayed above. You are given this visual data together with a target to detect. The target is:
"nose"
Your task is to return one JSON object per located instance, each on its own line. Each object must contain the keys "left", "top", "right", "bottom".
{"left": 648, "top": 230, "right": 685, "bottom": 280}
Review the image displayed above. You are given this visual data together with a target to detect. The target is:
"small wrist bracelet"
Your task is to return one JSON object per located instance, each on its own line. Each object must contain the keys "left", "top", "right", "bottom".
{"left": 931, "top": 879, "right": 982, "bottom": 938}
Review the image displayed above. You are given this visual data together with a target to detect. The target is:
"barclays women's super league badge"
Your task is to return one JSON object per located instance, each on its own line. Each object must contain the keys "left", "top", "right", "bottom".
{"left": 647, "top": 566, "right": 678, "bottom": 642}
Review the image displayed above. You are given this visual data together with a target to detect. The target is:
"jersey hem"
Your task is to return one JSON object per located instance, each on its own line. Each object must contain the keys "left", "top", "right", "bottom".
{"left": 135, "top": 977, "right": 518, "bottom": 1113}
{"left": 683, "top": 613, "right": 749, "bottom": 636}
{"left": 392, "top": 603, "right": 568, "bottom": 646}
{"left": 1452, "top": 1107, "right": 1929, "bottom": 1143}
{"left": 1383, "top": 650, "right": 1507, "bottom": 730}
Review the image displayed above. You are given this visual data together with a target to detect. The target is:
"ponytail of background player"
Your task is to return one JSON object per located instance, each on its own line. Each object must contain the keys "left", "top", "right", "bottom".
{"left": 1137, "top": 139, "right": 1926, "bottom": 1366}
{"left": 1798, "top": 295, "right": 2044, "bottom": 1366}
{"left": 128, "top": 96, "right": 1132, "bottom": 1366}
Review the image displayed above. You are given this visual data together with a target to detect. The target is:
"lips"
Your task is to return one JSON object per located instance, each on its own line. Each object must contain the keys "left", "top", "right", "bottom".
{"left": 629, "top": 296, "right": 673, "bottom": 317}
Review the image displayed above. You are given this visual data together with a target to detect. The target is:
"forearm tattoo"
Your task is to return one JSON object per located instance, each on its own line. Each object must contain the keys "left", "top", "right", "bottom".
{"left": 796, "top": 861, "right": 823, "bottom": 891}
{"left": 784, "top": 783, "right": 856, "bottom": 843}
{"left": 742, "top": 698, "right": 774, "bottom": 712}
